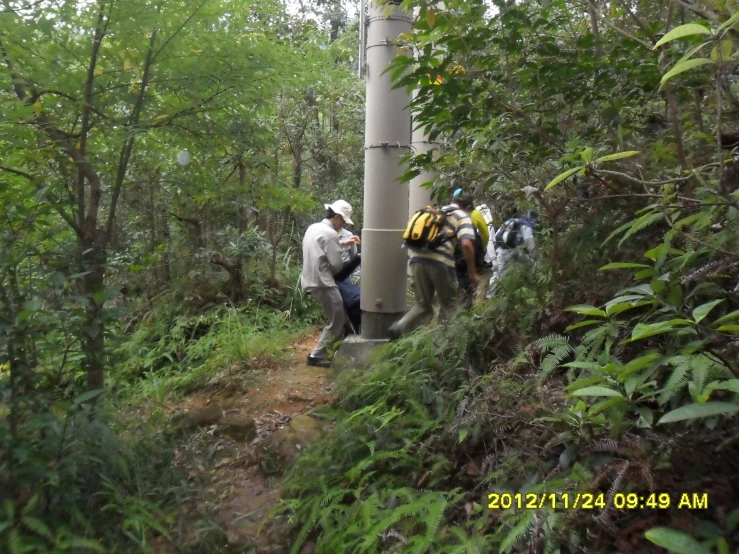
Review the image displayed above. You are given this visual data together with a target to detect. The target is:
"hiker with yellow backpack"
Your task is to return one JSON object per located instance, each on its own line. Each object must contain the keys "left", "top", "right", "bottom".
{"left": 388, "top": 192, "right": 479, "bottom": 340}
{"left": 451, "top": 189, "right": 489, "bottom": 308}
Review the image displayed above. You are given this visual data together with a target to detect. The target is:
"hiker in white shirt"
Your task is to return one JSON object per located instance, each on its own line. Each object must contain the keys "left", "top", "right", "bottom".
{"left": 300, "top": 200, "right": 356, "bottom": 366}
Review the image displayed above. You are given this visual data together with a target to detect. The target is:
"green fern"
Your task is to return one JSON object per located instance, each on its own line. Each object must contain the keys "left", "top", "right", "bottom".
{"left": 540, "top": 343, "right": 573, "bottom": 377}
{"left": 618, "top": 211, "right": 664, "bottom": 247}
{"left": 499, "top": 510, "right": 535, "bottom": 554}
{"left": 289, "top": 496, "right": 321, "bottom": 554}
{"left": 447, "top": 527, "right": 484, "bottom": 554}
{"left": 361, "top": 496, "right": 430, "bottom": 552}
{"left": 659, "top": 357, "right": 691, "bottom": 405}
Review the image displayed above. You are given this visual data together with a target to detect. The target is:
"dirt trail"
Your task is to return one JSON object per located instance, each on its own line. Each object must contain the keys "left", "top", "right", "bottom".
{"left": 173, "top": 330, "right": 337, "bottom": 552}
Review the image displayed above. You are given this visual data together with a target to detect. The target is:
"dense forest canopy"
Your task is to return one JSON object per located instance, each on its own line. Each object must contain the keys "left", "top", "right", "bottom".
{"left": 1, "top": 0, "right": 739, "bottom": 552}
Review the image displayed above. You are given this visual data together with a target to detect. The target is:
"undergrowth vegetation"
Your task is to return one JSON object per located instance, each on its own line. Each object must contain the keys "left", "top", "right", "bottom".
{"left": 269, "top": 1, "right": 739, "bottom": 552}
{"left": 0, "top": 295, "right": 311, "bottom": 553}
{"left": 273, "top": 223, "right": 739, "bottom": 552}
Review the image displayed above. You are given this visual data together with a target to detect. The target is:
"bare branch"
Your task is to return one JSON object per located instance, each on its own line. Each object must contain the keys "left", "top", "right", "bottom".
{"left": 151, "top": 0, "right": 210, "bottom": 63}
{"left": 599, "top": 17, "right": 654, "bottom": 50}
{"left": 595, "top": 169, "right": 692, "bottom": 186}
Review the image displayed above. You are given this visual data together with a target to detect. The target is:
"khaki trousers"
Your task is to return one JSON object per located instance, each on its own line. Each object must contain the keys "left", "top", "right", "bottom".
{"left": 309, "top": 286, "right": 345, "bottom": 359}
{"left": 396, "top": 262, "right": 457, "bottom": 335}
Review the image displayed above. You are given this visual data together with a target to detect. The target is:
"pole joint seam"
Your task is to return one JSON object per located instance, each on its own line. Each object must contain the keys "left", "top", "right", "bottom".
{"left": 365, "top": 142, "right": 412, "bottom": 150}
{"left": 367, "top": 15, "right": 412, "bottom": 23}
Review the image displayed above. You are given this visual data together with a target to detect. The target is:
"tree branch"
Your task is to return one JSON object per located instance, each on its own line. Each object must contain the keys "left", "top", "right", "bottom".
{"left": 106, "top": 27, "right": 158, "bottom": 239}
{"left": 151, "top": 0, "right": 209, "bottom": 63}
{"left": 0, "top": 163, "right": 33, "bottom": 180}
{"left": 0, "top": 165, "right": 82, "bottom": 235}
{"left": 79, "top": 0, "right": 108, "bottom": 231}
{"left": 599, "top": 16, "right": 654, "bottom": 50}
{"left": 1, "top": 37, "right": 102, "bottom": 234}
{"left": 668, "top": 0, "right": 719, "bottom": 25}
{"left": 596, "top": 169, "right": 693, "bottom": 186}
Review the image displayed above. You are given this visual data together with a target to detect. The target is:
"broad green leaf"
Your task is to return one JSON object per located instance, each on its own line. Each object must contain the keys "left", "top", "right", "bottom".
{"left": 645, "top": 527, "right": 709, "bottom": 554}
{"left": 617, "top": 353, "right": 661, "bottom": 382}
{"left": 629, "top": 319, "right": 693, "bottom": 342}
{"left": 544, "top": 166, "right": 582, "bottom": 191}
{"left": 564, "top": 376, "right": 607, "bottom": 391}
{"left": 599, "top": 262, "right": 651, "bottom": 270}
{"left": 605, "top": 294, "right": 648, "bottom": 307}
{"left": 660, "top": 58, "right": 714, "bottom": 87}
{"left": 73, "top": 388, "right": 104, "bottom": 406}
{"left": 635, "top": 268, "right": 658, "bottom": 280}
{"left": 658, "top": 402, "right": 739, "bottom": 424}
{"left": 713, "top": 309, "right": 739, "bottom": 326}
{"left": 565, "top": 320, "right": 602, "bottom": 331}
{"left": 580, "top": 147, "right": 593, "bottom": 163}
{"left": 708, "top": 379, "right": 739, "bottom": 393}
{"left": 427, "top": 6, "right": 436, "bottom": 27}
{"left": 710, "top": 39, "right": 733, "bottom": 61}
{"left": 719, "top": 9, "right": 739, "bottom": 32}
{"left": 606, "top": 300, "right": 651, "bottom": 317}
{"left": 676, "top": 41, "right": 711, "bottom": 65}
{"left": 458, "top": 428, "right": 468, "bottom": 443}
{"left": 692, "top": 299, "right": 723, "bottom": 323}
{"left": 717, "top": 325, "right": 739, "bottom": 332}
{"left": 589, "top": 396, "right": 628, "bottom": 415}
{"left": 570, "top": 386, "right": 623, "bottom": 398}
{"left": 635, "top": 407, "right": 654, "bottom": 428}
{"left": 593, "top": 150, "right": 639, "bottom": 163}
{"left": 565, "top": 304, "right": 606, "bottom": 317}
{"left": 653, "top": 24, "right": 712, "bottom": 49}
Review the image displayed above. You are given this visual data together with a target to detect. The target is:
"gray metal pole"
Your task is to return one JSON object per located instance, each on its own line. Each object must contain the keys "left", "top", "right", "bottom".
{"left": 360, "top": 1, "right": 412, "bottom": 339}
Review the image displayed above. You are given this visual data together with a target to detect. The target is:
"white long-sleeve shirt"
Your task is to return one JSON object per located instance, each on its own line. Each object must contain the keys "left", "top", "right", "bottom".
{"left": 300, "top": 220, "right": 344, "bottom": 291}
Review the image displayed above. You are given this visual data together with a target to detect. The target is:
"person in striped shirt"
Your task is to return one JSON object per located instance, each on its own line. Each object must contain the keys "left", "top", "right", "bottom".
{"left": 388, "top": 193, "right": 479, "bottom": 340}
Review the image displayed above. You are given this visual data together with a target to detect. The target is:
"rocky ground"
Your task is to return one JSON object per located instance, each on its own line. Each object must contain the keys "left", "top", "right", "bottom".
{"left": 168, "top": 331, "right": 337, "bottom": 553}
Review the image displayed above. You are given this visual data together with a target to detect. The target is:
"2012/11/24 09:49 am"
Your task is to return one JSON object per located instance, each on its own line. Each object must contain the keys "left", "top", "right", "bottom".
{"left": 486, "top": 492, "right": 709, "bottom": 510}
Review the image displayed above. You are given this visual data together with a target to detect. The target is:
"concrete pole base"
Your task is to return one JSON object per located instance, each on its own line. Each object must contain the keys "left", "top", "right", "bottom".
{"left": 361, "top": 311, "right": 404, "bottom": 340}
{"left": 335, "top": 334, "right": 388, "bottom": 366}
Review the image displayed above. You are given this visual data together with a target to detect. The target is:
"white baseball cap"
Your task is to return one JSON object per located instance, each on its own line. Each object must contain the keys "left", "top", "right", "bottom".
{"left": 324, "top": 199, "right": 354, "bottom": 226}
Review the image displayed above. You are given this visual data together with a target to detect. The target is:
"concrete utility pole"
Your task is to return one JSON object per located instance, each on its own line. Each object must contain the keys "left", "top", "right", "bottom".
{"left": 407, "top": 89, "right": 437, "bottom": 216}
{"left": 360, "top": 0, "right": 412, "bottom": 339}
{"left": 408, "top": 6, "right": 441, "bottom": 217}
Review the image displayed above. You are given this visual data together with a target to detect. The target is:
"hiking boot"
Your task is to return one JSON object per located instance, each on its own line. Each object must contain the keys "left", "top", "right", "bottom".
{"left": 307, "top": 355, "right": 331, "bottom": 368}
{"left": 387, "top": 323, "right": 402, "bottom": 342}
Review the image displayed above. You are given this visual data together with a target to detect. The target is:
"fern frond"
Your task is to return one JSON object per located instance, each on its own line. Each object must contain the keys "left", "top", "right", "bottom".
{"left": 289, "top": 496, "right": 321, "bottom": 554}
{"left": 534, "top": 334, "right": 570, "bottom": 352}
{"left": 422, "top": 497, "right": 448, "bottom": 544}
{"left": 500, "top": 511, "right": 535, "bottom": 554}
{"left": 617, "top": 211, "right": 664, "bottom": 247}
{"left": 540, "top": 344, "right": 573, "bottom": 377}
{"left": 568, "top": 462, "right": 594, "bottom": 483}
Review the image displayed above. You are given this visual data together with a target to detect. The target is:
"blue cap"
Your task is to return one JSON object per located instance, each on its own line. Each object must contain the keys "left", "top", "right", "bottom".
{"left": 453, "top": 188, "right": 463, "bottom": 198}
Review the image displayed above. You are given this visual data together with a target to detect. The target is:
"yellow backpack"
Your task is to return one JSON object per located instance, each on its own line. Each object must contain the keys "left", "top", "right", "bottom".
{"left": 403, "top": 206, "right": 451, "bottom": 250}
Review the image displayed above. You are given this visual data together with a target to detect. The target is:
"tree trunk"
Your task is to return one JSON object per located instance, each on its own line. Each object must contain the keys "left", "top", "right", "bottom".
{"left": 587, "top": 0, "right": 601, "bottom": 54}
{"left": 81, "top": 239, "right": 106, "bottom": 391}
{"left": 212, "top": 254, "right": 245, "bottom": 303}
